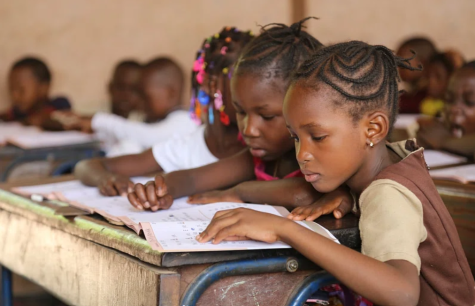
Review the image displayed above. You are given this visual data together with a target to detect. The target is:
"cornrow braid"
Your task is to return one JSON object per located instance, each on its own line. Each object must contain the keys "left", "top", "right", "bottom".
{"left": 292, "top": 40, "right": 421, "bottom": 130}
{"left": 234, "top": 17, "right": 323, "bottom": 86}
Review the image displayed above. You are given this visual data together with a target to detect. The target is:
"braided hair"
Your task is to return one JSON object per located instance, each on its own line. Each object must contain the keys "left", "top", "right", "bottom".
{"left": 291, "top": 41, "right": 421, "bottom": 130}
{"left": 234, "top": 17, "right": 323, "bottom": 88}
{"left": 190, "top": 27, "right": 253, "bottom": 124}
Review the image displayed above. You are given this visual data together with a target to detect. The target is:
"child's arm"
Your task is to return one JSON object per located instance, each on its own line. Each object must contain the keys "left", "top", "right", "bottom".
{"left": 197, "top": 209, "right": 420, "bottom": 305}
{"left": 74, "top": 149, "right": 161, "bottom": 196}
{"left": 187, "top": 177, "right": 320, "bottom": 207}
{"left": 127, "top": 149, "right": 255, "bottom": 210}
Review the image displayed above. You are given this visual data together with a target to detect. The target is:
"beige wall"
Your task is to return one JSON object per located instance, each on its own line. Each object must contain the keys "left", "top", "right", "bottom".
{"left": 0, "top": 0, "right": 290, "bottom": 113}
{"left": 306, "top": 0, "right": 475, "bottom": 59}
{"left": 2, "top": 0, "right": 474, "bottom": 114}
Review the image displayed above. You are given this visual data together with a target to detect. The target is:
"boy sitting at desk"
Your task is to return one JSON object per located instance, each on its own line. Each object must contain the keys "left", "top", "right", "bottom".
{"left": 57, "top": 57, "right": 197, "bottom": 156}
{"left": 108, "top": 60, "right": 144, "bottom": 121}
{"left": 0, "top": 57, "right": 72, "bottom": 130}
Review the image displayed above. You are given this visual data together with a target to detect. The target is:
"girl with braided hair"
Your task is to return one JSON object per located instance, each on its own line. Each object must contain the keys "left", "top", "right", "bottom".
{"left": 75, "top": 27, "right": 252, "bottom": 196}
{"left": 128, "top": 18, "right": 353, "bottom": 214}
{"left": 198, "top": 41, "right": 475, "bottom": 305}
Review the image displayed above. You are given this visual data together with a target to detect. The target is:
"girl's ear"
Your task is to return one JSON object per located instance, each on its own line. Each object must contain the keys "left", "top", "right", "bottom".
{"left": 364, "top": 111, "right": 390, "bottom": 146}
{"left": 39, "top": 82, "right": 50, "bottom": 98}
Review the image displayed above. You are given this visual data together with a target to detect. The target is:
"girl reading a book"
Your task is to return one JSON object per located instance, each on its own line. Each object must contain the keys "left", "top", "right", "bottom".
{"left": 127, "top": 18, "right": 354, "bottom": 217}
{"left": 197, "top": 41, "right": 475, "bottom": 305}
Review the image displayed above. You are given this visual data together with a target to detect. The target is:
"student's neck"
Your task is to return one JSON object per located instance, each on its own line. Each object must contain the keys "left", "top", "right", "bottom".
{"left": 346, "top": 144, "right": 399, "bottom": 195}
{"left": 265, "top": 150, "right": 299, "bottom": 178}
{"left": 204, "top": 121, "right": 241, "bottom": 158}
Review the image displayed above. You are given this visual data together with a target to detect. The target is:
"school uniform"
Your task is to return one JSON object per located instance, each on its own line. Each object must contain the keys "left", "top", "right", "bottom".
{"left": 151, "top": 125, "right": 218, "bottom": 172}
{"left": 359, "top": 140, "right": 475, "bottom": 305}
{"left": 91, "top": 109, "right": 198, "bottom": 153}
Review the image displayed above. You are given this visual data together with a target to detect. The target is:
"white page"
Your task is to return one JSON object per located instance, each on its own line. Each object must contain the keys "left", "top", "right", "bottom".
{"left": 143, "top": 220, "right": 292, "bottom": 252}
{"left": 430, "top": 164, "right": 475, "bottom": 183}
{"left": 393, "top": 114, "right": 420, "bottom": 129}
{"left": 0, "top": 123, "right": 41, "bottom": 146}
{"left": 14, "top": 177, "right": 152, "bottom": 201}
{"left": 424, "top": 150, "right": 467, "bottom": 168}
{"left": 7, "top": 131, "right": 96, "bottom": 148}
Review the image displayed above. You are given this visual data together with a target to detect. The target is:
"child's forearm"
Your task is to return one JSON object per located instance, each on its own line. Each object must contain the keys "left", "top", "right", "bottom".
{"left": 233, "top": 177, "right": 321, "bottom": 208}
{"left": 165, "top": 149, "right": 255, "bottom": 199}
{"left": 74, "top": 149, "right": 161, "bottom": 186}
{"left": 278, "top": 220, "right": 420, "bottom": 305}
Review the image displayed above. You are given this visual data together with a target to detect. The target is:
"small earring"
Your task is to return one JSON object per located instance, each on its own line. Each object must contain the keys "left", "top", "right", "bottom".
{"left": 370, "top": 141, "right": 374, "bottom": 148}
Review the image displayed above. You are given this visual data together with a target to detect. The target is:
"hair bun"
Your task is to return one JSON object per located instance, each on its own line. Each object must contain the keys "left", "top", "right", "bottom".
{"left": 289, "top": 16, "right": 318, "bottom": 37}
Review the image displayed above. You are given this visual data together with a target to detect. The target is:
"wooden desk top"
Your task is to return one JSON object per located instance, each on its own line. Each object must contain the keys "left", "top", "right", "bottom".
{"left": 0, "top": 176, "right": 360, "bottom": 268}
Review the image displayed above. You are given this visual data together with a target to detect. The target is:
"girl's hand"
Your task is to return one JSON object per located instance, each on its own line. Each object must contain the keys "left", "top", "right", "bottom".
{"left": 187, "top": 188, "right": 243, "bottom": 204}
{"left": 127, "top": 175, "right": 173, "bottom": 211}
{"left": 287, "top": 186, "right": 353, "bottom": 221}
{"left": 98, "top": 175, "right": 134, "bottom": 197}
{"left": 196, "top": 208, "right": 290, "bottom": 244}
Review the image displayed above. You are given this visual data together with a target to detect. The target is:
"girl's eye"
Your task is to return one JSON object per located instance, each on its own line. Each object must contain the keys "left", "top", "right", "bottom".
{"left": 312, "top": 135, "right": 327, "bottom": 142}
{"left": 465, "top": 100, "right": 475, "bottom": 107}
{"left": 236, "top": 110, "right": 245, "bottom": 115}
{"left": 261, "top": 115, "right": 276, "bottom": 121}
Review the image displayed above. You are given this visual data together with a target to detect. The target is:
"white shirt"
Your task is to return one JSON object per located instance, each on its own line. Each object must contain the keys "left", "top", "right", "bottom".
{"left": 91, "top": 110, "right": 198, "bottom": 151}
{"left": 152, "top": 125, "right": 218, "bottom": 172}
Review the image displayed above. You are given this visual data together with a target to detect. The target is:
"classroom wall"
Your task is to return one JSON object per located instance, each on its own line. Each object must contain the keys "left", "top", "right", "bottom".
{"left": 1, "top": 0, "right": 474, "bottom": 114}
{"left": 0, "top": 0, "right": 291, "bottom": 113}
{"left": 306, "top": 0, "right": 475, "bottom": 59}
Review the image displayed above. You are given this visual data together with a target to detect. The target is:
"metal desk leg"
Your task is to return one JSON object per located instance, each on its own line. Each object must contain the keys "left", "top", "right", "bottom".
{"left": 1, "top": 266, "right": 12, "bottom": 306}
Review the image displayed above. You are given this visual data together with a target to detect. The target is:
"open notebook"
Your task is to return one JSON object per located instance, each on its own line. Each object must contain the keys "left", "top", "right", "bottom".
{"left": 0, "top": 122, "right": 41, "bottom": 146}
{"left": 6, "top": 131, "right": 96, "bottom": 149}
{"left": 13, "top": 179, "right": 339, "bottom": 252}
{"left": 424, "top": 150, "right": 468, "bottom": 168}
{"left": 430, "top": 164, "right": 475, "bottom": 184}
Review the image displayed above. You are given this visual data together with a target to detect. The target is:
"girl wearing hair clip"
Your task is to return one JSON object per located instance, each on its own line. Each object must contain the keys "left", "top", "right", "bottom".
{"left": 128, "top": 18, "right": 354, "bottom": 221}
{"left": 74, "top": 27, "right": 253, "bottom": 196}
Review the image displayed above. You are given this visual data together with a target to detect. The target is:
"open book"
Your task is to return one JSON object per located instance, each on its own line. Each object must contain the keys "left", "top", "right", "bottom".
{"left": 13, "top": 179, "right": 339, "bottom": 252}
{"left": 424, "top": 150, "right": 467, "bottom": 168}
{"left": 430, "top": 164, "right": 475, "bottom": 184}
{"left": 6, "top": 131, "right": 96, "bottom": 149}
{"left": 0, "top": 122, "right": 40, "bottom": 146}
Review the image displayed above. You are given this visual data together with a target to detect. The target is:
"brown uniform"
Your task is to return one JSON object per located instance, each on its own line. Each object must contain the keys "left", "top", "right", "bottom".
{"left": 359, "top": 140, "right": 475, "bottom": 305}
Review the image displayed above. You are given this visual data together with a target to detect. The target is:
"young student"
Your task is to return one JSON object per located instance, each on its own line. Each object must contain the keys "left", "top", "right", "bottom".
{"left": 396, "top": 37, "right": 437, "bottom": 114}
{"left": 197, "top": 41, "right": 475, "bottom": 305}
{"left": 108, "top": 60, "right": 144, "bottom": 120}
{"left": 74, "top": 27, "right": 254, "bottom": 195}
{"left": 0, "top": 57, "right": 71, "bottom": 129}
{"left": 127, "top": 18, "right": 352, "bottom": 212}
{"left": 419, "top": 53, "right": 455, "bottom": 116}
{"left": 417, "top": 61, "right": 475, "bottom": 157}
{"left": 60, "top": 57, "right": 197, "bottom": 153}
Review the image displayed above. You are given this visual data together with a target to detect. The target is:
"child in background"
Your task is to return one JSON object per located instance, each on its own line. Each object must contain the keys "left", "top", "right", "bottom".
{"left": 417, "top": 61, "right": 475, "bottom": 157}
{"left": 74, "top": 27, "right": 253, "bottom": 195}
{"left": 59, "top": 57, "right": 197, "bottom": 154}
{"left": 0, "top": 57, "right": 71, "bottom": 129}
{"left": 198, "top": 41, "right": 475, "bottom": 305}
{"left": 396, "top": 37, "right": 437, "bottom": 113}
{"left": 127, "top": 18, "right": 353, "bottom": 213}
{"left": 419, "top": 53, "right": 455, "bottom": 116}
{"left": 109, "top": 60, "right": 144, "bottom": 120}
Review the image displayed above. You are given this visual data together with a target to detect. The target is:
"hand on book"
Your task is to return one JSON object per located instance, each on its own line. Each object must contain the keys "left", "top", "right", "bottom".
{"left": 196, "top": 208, "right": 289, "bottom": 244}
{"left": 127, "top": 175, "right": 173, "bottom": 211}
{"left": 98, "top": 175, "right": 134, "bottom": 197}
{"left": 287, "top": 185, "right": 353, "bottom": 221}
{"left": 187, "top": 188, "right": 243, "bottom": 204}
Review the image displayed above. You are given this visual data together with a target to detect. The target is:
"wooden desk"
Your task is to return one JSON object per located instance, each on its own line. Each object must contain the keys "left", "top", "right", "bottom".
{"left": 434, "top": 179, "right": 475, "bottom": 272}
{"left": 0, "top": 177, "right": 359, "bottom": 306}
